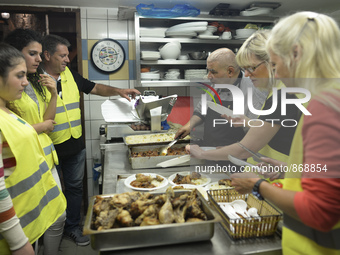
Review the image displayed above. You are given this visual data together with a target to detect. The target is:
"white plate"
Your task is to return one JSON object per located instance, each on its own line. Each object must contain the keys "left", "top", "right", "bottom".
{"left": 165, "top": 31, "right": 197, "bottom": 37}
{"left": 197, "top": 35, "right": 219, "bottom": 40}
{"left": 166, "top": 26, "right": 207, "bottom": 33}
{"left": 156, "top": 155, "right": 190, "bottom": 168}
{"left": 124, "top": 173, "right": 168, "bottom": 191}
{"left": 141, "top": 57, "right": 160, "bottom": 61}
{"left": 173, "top": 184, "right": 209, "bottom": 201}
{"left": 228, "top": 155, "right": 261, "bottom": 172}
{"left": 205, "top": 182, "right": 234, "bottom": 190}
{"left": 207, "top": 101, "right": 239, "bottom": 118}
{"left": 168, "top": 171, "right": 211, "bottom": 187}
{"left": 167, "top": 21, "right": 208, "bottom": 30}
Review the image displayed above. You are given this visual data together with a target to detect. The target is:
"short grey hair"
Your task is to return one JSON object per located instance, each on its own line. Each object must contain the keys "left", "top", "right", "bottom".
{"left": 42, "top": 34, "right": 71, "bottom": 59}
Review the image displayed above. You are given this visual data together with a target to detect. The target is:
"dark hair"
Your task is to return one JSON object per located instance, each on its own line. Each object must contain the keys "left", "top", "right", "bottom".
{"left": 4, "top": 28, "right": 42, "bottom": 51}
{"left": 4, "top": 29, "right": 46, "bottom": 100}
{"left": 42, "top": 34, "right": 71, "bottom": 58}
{"left": 0, "top": 42, "right": 25, "bottom": 115}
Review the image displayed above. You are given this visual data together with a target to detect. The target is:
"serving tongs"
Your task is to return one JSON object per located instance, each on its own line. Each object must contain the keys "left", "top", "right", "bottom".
{"left": 237, "top": 142, "right": 265, "bottom": 163}
{"left": 159, "top": 138, "right": 179, "bottom": 156}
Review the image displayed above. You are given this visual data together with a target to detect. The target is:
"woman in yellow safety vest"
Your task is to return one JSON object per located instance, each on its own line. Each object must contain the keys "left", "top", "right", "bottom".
{"left": 231, "top": 12, "right": 340, "bottom": 255}
{"left": 4, "top": 29, "right": 67, "bottom": 255}
{"left": 0, "top": 43, "right": 66, "bottom": 255}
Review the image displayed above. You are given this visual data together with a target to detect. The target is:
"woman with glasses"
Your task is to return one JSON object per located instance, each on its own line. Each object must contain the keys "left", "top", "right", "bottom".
{"left": 186, "top": 30, "right": 300, "bottom": 180}
{"left": 231, "top": 12, "right": 340, "bottom": 254}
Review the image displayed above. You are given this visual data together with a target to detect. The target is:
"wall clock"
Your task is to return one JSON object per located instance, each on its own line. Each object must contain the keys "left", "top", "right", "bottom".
{"left": 91, "top": 38, "right": 125, "bottom": 73}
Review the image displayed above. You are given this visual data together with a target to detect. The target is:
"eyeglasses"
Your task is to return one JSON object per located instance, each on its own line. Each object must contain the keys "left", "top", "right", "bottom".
{"left": 242, "top": 61, "right": 266, "bottom": 73}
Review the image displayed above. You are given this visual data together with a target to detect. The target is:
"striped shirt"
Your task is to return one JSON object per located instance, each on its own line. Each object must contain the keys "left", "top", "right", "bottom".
{"left": 0, "top": 113, "right": 29, "bottom": 251}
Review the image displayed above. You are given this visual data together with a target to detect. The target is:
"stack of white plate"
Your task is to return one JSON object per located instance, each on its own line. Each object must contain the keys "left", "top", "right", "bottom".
{"left": 140, "top": 71, "right": 160, "bottom": 80}
{"left": 140, "top": 28, "right": 167, "bottom": 38}
{"left": 165, "top": 21, "right": 208, "bottom": 38}
{"left": 184, "top": 69, "right": 208, "bottom": 80}
{"left": 141, "top": 51, "right": 161, "bottom": 61}
{"left": 164, "top": 69, "right": 180, "bottom": 80}
{"left": 235, "top": 29, "right": 257, "bottom": 40}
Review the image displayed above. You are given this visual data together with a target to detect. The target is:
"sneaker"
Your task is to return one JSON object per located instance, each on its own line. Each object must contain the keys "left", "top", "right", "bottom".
{"left": 63, "top": 227, "right": 90, "bottom": 246}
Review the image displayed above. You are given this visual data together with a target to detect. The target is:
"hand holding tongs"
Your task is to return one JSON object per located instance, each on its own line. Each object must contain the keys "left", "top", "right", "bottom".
{"left": 160, "top": 138, "right": 179, "bottom": 156}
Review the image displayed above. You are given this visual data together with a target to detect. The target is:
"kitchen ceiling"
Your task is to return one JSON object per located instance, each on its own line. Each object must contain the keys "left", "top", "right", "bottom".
{"left": 1, "top": 0, "right": 340, "bottom": 18}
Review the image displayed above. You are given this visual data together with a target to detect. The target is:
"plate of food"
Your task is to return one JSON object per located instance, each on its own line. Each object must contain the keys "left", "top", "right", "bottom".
{"left": 168, "top": 171, "right": 211, "bottom": 187}
{"left": 205, "top": 179, "right": 234, "bottom": 190}
{"left": 124, "top": 173, "right": 168, "bottom": 191}
{"left": 173, "top": 184, "right": 209, "bottom": 201}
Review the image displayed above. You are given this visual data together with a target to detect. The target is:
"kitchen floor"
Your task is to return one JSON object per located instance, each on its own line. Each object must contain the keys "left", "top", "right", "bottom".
{"left": 36, "top": 237, "right": 99, "bottom": 255}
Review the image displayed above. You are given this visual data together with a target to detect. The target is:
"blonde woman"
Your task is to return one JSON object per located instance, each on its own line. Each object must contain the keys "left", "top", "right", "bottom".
{"left": 231, "top": 12, "right": 340, "bottom": 254}
{"left": 186, "top": 30, "right": 300, "bottom": 178}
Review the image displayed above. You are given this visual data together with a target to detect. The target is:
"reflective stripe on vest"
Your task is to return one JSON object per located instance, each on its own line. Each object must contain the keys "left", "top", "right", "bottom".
{"left": 284, "top": 214, "right": 340, "bottom": 250}
{"left": 284, "top": 102, "right": 340, "bottom": 252}
{"left": 46, "top": 67, "right": 82, "bottom": 144}
{"left": 0, "top": 110, "right": 66, "bottom": 251}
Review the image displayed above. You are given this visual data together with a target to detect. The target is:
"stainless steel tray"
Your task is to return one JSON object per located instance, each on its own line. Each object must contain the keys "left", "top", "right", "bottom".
{"left": 123, "top": 132, "right": 190, "bottom": 146}
{"left": 128, "top": 144, "right": 204, "bottom": 169}
{"left": 83, "top": 191, "right": 220, "bottom": 251}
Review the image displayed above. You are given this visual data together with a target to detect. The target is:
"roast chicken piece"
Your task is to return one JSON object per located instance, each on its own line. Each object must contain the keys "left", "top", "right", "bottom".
{"left": 218, "top": 178, "right": 232, "bottom": 187}
{"left": 93, "top": 197, "right": 111, "bottom": 215}
{"left": 140, "top": 216, "right": 160, "bottom": 226}
{"left": 135, "top": 204, "right": 160, "bottom": 225}
{"left": 95, "top": 208, "right": 121, "bottom": 230}
{"left": 130, "top": 194, "right": 166, "bottom": 218}
{"left": 186, "top": 190, "right": 208, "bottom": 221}
{"left": 116, "top": 209, "right": 134, "bottom": 227}
{"left": 173, "top": 196, "right": 189, "bottom": 223}
{"left": 159, "top": 187, "right": 175, "bottom": 224}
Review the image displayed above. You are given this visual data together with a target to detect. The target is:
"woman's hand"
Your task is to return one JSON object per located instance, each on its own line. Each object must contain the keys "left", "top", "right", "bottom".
{"left": 257, "top": 157, "right": 286, "bottom": 180}
{"left": 42, "top": 120, "right": 56, "bottom": 133}
{"left": 230, "top": 172, "right": 260, "bottom": 194}
{"left": 185, "top": 144, "right": 205, "bottom": 159}
{"left": 12, "top": 241, "right": 34, "bottom": 255}
{"left": 40, "top": 74, "right": 57, "bottom": 96}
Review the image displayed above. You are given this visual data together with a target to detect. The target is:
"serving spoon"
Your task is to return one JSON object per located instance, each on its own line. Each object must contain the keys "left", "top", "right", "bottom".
{"left": 159, "top": 138, "right": 179, "bottom": 156}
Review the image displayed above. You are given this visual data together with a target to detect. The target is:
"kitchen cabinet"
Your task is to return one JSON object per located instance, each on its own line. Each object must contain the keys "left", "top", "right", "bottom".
{"left": 134, "top": 13, "right": 276, "bottom": 88}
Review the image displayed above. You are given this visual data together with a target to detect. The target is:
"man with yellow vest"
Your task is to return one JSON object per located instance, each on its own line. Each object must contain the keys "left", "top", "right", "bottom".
{"left": 230, "top": 12, "right": 340, "bottom": 254}
{"left": 41, "top": 34, "right": 140, "bottom": 246}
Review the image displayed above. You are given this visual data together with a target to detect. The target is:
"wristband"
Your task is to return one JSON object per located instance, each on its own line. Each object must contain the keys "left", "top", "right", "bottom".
{"left": 252, "top": 179, "right": 268, "bottom": 200}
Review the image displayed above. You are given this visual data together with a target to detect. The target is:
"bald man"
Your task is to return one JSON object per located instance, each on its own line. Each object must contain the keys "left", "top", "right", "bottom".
{"left": 175, "top": 48, "right": 267, "bottom": 147}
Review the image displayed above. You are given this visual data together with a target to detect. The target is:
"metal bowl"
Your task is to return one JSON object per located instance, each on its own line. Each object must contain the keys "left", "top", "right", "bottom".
{"left": 189, "top": 51, "right": 207, "bottom": 60}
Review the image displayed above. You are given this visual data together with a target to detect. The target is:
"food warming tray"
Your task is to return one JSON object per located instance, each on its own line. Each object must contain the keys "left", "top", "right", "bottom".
{"left": 83, "top": 191, "right": 220, "bottom": 251}
{"left": 128, "top": 143, "right": 204, "bottom": 169}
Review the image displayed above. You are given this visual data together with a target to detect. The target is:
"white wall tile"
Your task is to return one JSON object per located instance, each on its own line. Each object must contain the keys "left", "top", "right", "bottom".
{"left": 83, "top": 100, "right": 90, "bottom": 120}
{"left": 110, "top": 80, "right": 129, "bottom": 89}
{"left": 85, "top": 120, "right": 91, "bottom": 140}
{"left": 91, "top": 139, "right": 101, "bottom": 159}
{"left": 86, "top": 8, "right": 108, "bottom": 19}
{"left": 87, "top": 19, "right": 108, "bottom": 39}
{"left": 89, "top": 100, "right": 106, "bottom": 120}
{"left": 128, "top": 19, "right": 135, "bottom": 40}
{"left": 81, "top": 18, "right": 87, "bottom": 39}
{"left": 108, "top": 20, "right": 128, "bottom": 40}
{"left": 86, "top": 140, "right": 92, "bottom": 160}
{"left": 83, "top": 92, "right": 90, "bottom": 101}
{"left": 80, "top": 8, "right": 87, "bottom": 19}
{"left": 90, "top": 120, "right": 105, "bottom": 139}
{"left": 87, "top": 176, "right": 94, "bottom": 197}
{"left": 108, "top": 8, "right": 118, "bottom": 20}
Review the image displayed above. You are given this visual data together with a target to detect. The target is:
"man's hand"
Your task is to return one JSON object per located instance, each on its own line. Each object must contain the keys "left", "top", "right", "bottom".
{"left": 230, "top": 172, "right": 260, "bottom": 194}
{"left": 185, "top": 144, "right": 205, "bottom": 159}
{"left": 174, "top": 125, "right": 190, "bottom": 139}
{"left": 118, "top": 88, "right": 141, "bottom": 101}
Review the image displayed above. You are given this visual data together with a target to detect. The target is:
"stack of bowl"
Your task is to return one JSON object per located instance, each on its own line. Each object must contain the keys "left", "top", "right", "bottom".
{"left": 235, "top": 29, "right": 257, "bottom": 40}
{"left": 159, "top": 41, "right": 181, "bottom": 60}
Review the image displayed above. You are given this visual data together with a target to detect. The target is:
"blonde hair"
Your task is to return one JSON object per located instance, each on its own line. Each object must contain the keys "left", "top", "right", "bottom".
{"left": 236, "top": 30, "right": 276, "bottom": 89}
{"left": 267, "top": 11, "right": 340, "bottom": 111}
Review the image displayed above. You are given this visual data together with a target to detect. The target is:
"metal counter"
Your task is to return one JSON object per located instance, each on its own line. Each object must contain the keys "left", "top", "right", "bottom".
{"left": 101, "top": 143, "right": 282, "bottom": 255}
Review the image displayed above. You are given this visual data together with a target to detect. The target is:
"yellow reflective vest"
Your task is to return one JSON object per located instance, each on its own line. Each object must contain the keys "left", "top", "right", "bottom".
{"left": 0, "top": 110, "right": 66, "bottom": 254}
{"left": 14, "top": 85, "right": 58, "bottom": 169}
{"left": 247, "top": 82, "right": 287, "bottom": 185}
{"left": 46, "top": 67, "right": 82, "bottom": 145}
{"left": 283, "top": 105, "right": 340, "bottom": 255}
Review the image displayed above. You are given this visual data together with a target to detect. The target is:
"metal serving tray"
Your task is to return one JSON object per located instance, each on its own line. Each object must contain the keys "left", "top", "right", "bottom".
{"left": 123, "top": 132, "right": 190, "bottom": 146}
{"left": 128, "top": 143, "right": 204, "bottom": 169}
{"left": 83, "top": 191, "right": 220, "bottom": 251}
